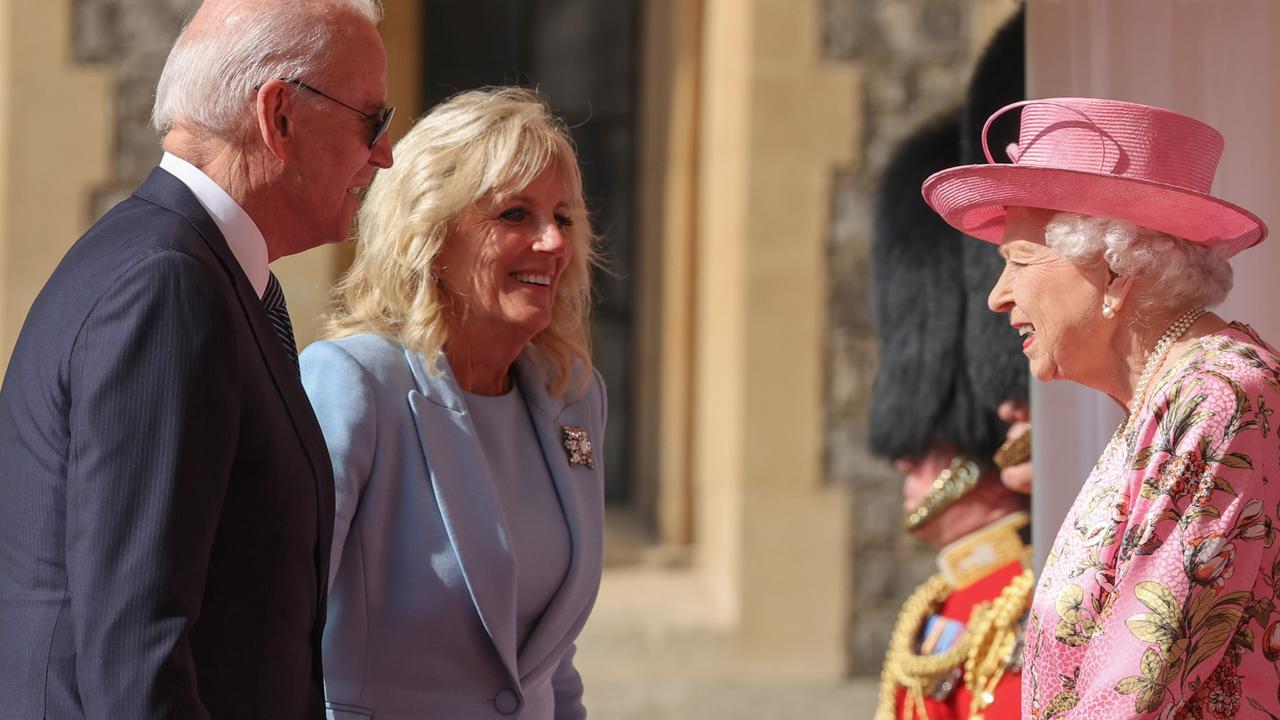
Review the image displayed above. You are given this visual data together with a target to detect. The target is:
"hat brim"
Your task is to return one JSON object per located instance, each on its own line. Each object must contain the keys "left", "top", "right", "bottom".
{"left": 922, "top": 163, "right": 1267, "bottom": 257}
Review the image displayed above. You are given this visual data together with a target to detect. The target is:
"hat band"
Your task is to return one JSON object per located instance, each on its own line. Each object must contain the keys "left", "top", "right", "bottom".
{"left": 982, "top": 99, "right": 1113, "bottom": 170}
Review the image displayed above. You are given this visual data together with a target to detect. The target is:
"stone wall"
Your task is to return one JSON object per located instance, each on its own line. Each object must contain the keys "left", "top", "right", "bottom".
{"left": 821, "top": 0, "right": 1019, "bottom": 675}
{"left": 74, "top": 0, "right": 198, "bottom": 217}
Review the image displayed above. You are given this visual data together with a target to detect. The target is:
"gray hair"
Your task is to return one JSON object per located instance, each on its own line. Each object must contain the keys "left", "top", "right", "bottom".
{"left": 1044, "top": 211, "right": 1233, "bottom": 314}
{"left": 152, "top": 0, "right": 382, "bottom": 137}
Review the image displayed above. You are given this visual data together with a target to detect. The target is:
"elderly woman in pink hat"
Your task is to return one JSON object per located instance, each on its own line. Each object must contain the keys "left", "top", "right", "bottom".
{"left": 924, "top": 97, "right": 1280, "bottom": 719}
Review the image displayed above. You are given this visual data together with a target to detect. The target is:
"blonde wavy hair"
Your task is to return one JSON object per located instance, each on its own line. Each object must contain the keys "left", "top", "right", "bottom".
{"left": 325, "top": 86, "right": 596, "bottom": 396}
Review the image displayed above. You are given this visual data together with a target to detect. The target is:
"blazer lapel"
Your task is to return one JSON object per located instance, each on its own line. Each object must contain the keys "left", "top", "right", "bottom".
{"left": 133, "top": 167, "right": 336, "bottom": 602}
{"left": 511, "top": 353, "right": 603, "bottom": 679}
{"left": 404, "top": 349, "right": 520, "bottom": 683}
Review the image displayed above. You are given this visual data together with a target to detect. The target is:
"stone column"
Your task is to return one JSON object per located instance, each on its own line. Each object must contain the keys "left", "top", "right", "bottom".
{"left": 635, "top": 0, "right": 703, "bottom": 549}
{"left": 0, "top": 0, "right": 111, "bottom": 367}
{"left": 693, "top": 0, "right": 858, "bottom": 678}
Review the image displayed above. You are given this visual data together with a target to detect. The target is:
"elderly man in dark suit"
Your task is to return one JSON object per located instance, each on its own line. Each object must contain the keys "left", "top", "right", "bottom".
{"left": 0, "top": 0, "right": 393, "bottom": 717}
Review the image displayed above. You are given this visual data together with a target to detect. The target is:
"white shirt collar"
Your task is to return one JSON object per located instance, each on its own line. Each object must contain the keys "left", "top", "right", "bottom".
{"left": 159, "top": 152, "right": 270, "bottom": 298}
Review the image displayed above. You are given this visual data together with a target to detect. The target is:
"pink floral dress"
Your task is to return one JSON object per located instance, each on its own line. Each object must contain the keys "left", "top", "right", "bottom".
{"left": 1025, "top": 324, "right": 1280, "bottom": 719}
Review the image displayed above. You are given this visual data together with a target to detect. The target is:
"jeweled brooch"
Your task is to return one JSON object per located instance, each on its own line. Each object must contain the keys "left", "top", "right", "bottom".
{"left": 561, "top": 425, "right": 595, "bottom": 469}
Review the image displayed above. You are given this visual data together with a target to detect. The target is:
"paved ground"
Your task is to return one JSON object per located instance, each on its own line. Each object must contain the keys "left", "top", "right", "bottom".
{"left": 582, "top": 679, "right": 879, "bottom": 720}
{"left": 576, "top": 513, "right": 880, "bottom": 719}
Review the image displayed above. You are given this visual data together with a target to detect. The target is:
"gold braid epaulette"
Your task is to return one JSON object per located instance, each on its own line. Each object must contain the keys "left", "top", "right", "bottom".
{"left": 964, "top": 569, "right": 1035, "bottom": 719}
{"left": 875, "top": 574, "right": 964, "bottom": 720}
{"left": 874, "top": 569, "right": 1035, "bottom": 720}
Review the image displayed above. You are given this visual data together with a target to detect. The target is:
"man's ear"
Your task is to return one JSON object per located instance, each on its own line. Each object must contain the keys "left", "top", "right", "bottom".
{"left": 255, "top": 80, "right": 293, "bottom": 160}
{"left": 1104, "top": 270, "right": 1137, "bottom": 313}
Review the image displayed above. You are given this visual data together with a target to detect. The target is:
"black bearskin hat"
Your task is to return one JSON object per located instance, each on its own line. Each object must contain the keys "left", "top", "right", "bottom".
{"left": 869, "top": 109, "right": 1006, "bottom": 462}
{"left": 960, "top": 5, "right": 1026, "bottom": 167}
{"left": 961, "top": 6, "right": 1029, "bottom": 411}
{"left": 869, "top": 6, "right": 1028, "bottom": 463}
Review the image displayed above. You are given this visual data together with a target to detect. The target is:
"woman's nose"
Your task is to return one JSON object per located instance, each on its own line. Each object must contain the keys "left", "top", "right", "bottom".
{"left": 535, "top": 222, "right": 569, "bottom": 256}
{"left": 988, "top": 266, "right": 1014, "bottom": 313}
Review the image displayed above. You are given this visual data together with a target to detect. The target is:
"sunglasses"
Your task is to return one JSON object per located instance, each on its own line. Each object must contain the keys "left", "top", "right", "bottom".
{"left": 281, "top": 77, "right": 394, "bottom": 149}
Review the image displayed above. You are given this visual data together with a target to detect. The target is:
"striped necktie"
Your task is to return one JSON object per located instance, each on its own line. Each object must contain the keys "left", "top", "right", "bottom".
{"left": 262, "top": 272, "right": 299, "bottom": 372}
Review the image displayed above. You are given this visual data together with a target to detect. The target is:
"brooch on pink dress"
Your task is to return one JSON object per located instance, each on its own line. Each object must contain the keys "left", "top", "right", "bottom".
{"left": 562, "top": 425, "right": 595, "bottom": 469}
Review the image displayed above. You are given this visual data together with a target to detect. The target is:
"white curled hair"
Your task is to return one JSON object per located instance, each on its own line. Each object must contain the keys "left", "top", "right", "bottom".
{"left": 1044, "top": 212, "right": 1233, "bottom": 314}
{"left": 152, "top": 0, "right": 382, "bottom": 137}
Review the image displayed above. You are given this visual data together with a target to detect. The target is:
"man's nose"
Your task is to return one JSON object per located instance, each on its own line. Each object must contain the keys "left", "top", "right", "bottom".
{"left": 369, "top": 131, "right": 394, "bottom": 169}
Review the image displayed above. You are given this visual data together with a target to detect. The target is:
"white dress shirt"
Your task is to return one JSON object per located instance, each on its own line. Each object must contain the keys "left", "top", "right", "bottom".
{"left": 159, "top": 152, "right": 269, "bottom": 299}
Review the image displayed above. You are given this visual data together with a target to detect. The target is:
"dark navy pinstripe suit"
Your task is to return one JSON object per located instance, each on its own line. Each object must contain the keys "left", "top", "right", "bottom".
{"left": 0, "top": 167, "right": 334, "bottom": 719}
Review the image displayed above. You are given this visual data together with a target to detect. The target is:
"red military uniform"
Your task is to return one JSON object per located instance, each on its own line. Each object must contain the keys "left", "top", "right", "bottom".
{"left": 867, "top": 10, "right": 1031, "bottom": 719}
{"left": 877, "top": 513, "right": 1033, "bottom": 720}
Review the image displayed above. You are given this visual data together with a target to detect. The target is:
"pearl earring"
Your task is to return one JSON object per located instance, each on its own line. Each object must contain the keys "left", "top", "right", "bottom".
{"left": 1102, "top": 303, "right": 1116, "bottom": 319}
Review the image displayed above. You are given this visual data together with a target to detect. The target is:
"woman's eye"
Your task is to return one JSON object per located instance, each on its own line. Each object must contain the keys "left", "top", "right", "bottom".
{"left": 499, "top": 207, "right": 528, "bottom": 222}
{"left": 555, "top": 213, "right": 574, "bottom": 228}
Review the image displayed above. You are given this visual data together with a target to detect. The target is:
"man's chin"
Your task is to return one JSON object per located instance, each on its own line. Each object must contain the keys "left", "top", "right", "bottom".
{"left": 319, "top": 220, "right": 358, "bottom": 249}
{"left": 275, "top": 236, "right": 344, "bottom": 261}
{"left": 908, "top": 524, "right": 945, "bottom": 549}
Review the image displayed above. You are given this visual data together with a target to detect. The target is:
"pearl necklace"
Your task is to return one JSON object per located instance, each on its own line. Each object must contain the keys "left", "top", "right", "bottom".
{"left": 1108, "top": 306, "right": 1208, "bottom": 459}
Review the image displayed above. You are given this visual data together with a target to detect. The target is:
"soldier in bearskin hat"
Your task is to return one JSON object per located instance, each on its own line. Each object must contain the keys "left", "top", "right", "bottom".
{"left": 961, "top": 7, "right": 1031, "bottom": 494}
{"left": 871, "top": 9, "right": 1032, "bottom": 720}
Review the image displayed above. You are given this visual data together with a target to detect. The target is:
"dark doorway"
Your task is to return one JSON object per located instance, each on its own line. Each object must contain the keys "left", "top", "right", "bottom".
{"left": 420, "top": 1, "right": 639, "bottom": 503}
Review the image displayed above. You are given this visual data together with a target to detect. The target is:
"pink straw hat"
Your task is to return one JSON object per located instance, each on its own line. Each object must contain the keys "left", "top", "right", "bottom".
{"left": 921, "top": 97, "right": 1267, "bottom": 257}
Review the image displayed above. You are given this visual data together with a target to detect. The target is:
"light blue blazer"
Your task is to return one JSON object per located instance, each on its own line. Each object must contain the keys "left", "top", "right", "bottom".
{"left": 300, "top": 333, "right": 606, "bottom": 720}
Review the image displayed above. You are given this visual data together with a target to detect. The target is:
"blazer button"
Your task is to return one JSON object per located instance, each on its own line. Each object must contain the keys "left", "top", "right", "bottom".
{"left": 494, "top": 689, "right": 520, "bottom": 715}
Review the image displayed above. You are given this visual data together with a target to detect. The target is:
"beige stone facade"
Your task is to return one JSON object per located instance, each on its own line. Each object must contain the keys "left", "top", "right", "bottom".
{"left": 0, "top": 0, "right": 111, "bottom": 362}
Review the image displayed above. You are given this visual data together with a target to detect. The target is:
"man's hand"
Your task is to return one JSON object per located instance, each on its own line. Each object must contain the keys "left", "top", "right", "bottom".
{"left": 996, "top": 399, "right": 1031, "bottom": 494}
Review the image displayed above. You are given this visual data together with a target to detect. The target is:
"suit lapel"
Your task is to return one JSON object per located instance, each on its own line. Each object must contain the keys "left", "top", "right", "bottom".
{"left": 404, "top": 349, "right": 520, "bottom": 683}
{"left": 133, "top": 167, "right": 335, "bottom": 603}
{"left": 511, "top": 353, "right": 602, "bottom": 679}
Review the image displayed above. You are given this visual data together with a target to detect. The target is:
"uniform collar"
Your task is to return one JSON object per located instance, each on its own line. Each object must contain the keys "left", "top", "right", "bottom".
{"left": 936, "top": 512, "right": 1030, "bottom": 590}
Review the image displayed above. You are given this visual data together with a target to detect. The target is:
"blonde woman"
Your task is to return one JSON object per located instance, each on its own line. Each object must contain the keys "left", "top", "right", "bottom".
{"left": 300, "top": 87, "right": 605, "bottom": 720}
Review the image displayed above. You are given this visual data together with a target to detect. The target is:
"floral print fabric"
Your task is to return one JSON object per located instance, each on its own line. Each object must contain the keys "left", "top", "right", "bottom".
{"left": 1025, "top": 324, "right": 1280, "bottom": 719}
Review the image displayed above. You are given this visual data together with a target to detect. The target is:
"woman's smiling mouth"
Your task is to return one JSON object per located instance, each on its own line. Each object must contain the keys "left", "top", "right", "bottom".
{"left": 512, "top": 272, "right": 551, "bottom": 287}
{"left": 1016, "top": 323, "right": 1037, "bottom": 349}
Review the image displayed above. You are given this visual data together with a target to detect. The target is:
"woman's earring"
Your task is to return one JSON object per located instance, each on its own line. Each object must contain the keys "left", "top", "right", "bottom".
{"left": 1102, "top": 302, "right": 1116, "bottom": 319}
